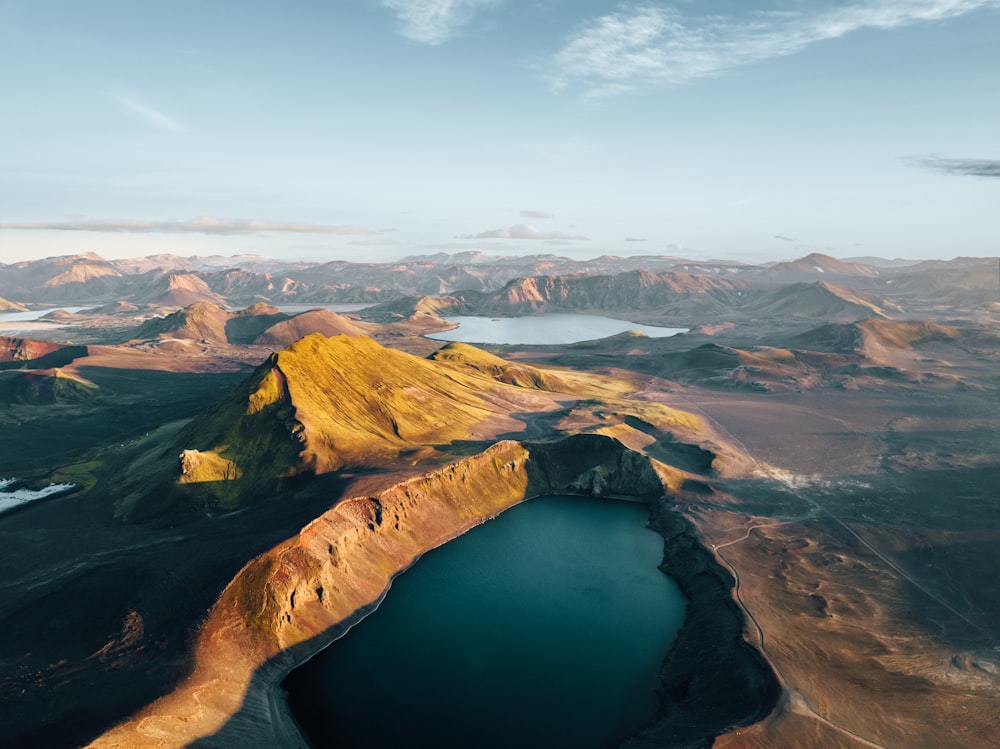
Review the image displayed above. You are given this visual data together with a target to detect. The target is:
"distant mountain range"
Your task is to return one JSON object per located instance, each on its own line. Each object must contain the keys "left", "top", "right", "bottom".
{"left": 2, "top": 251, "right": 996, "bottom": 318}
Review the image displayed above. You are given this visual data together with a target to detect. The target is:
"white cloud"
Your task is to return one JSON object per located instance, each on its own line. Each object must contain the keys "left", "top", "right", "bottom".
{"left": 460, "top": 223, "right": 589, "bottom": 240}
{"left": 520, "top": 209, "right": 555, "bottom": 219}
{"left": 380, "top": 0, "right": 497, "bottom": 45}
{"left": 548, "top": 1, "right": 1000, "bottom": 97}
{"left": 110, "top": 94, "right": 187, "bottom": 133}
{"left": 6, "top": 217, "right": 378, "bottom": 236}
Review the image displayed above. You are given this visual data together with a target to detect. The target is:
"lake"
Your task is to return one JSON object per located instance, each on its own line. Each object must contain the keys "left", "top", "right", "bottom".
{"left": 285, "top": 495, "right": 686, "bottom": 749}
{"left": 0, "top": 307, "right": 90, "bottom": 335}
{"left": 275, "top": 304, "right": 371, "bottom": 314}
{"left": 0, "top": 478, "right": 77, "bottom": 514}
{"left": 427, "top": 313, "right": 687, "bottom": 345}
{"left": 0, "top": 307, "right": 88, "bottom": 323}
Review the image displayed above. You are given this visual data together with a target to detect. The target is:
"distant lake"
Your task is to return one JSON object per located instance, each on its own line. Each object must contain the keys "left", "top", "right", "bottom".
{"left": 285, "top": 494, "right": 686, "bottom": 749}
{"left": 275, "top": 304, "right": 370, "bottom": 314}
{"left": 0, "top": 479, "right": 76, "bottom": 514}
{"left": 0, "top": 307, "right": 88, "bottom": 329}
{"left": 428, "top": 313, "right": 687, "bottom": 345}
{"left": 0, "top": 307, "right": 89, "bottom": 322}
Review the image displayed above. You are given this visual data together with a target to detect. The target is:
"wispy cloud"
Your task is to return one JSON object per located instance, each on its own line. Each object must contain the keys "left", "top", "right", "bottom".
{"left": 380, "top": 0, "right": 497, "bottom": 45}
{"left": 459, "top": 223, "right": 589, "bottom": 240}
{"left": 548, "top": 1, "right": 1000, "bottom": 97}
{"left": 6, "top": 217, "right": 378, "bottom": 236}
{"left": 110, "top": 94, "right": 187, "bottom": 133}
{"left": 911, "top": 155, "right": 1000, "bottom": 177}
{"left": 624, "top": 236, "right": 648, "bottom": 242}
{"left": 520, "top": 209, "right": 555, "bottom": 219}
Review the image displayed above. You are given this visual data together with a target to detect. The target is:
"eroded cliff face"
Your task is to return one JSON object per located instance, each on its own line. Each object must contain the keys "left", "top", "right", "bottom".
{"left": 488, "top": 271, "right": 745, "bottom": 314}
{"left": 88, "top": 435, "right": 675, "bottom": 748}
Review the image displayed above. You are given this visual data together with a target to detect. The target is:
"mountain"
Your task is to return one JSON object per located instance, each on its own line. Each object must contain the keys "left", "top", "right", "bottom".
{"left": 131, "top": 302, "right": 232, "bottom": 343}
{"left": 7, "top": 251, "right": 984, "bottom": 321}
{"left": 0, "top": 253, "right": 123, "bottom": 302}
{"left": 360, "top": 295, "right": 463, "bottom": 322}
{"left": 138, "top": 272, "right": 228, "bottom": 307}
{"left": 223, "top": 303, "right": 288, "bottom": 344}
{"left": 792, "top": 319, "right": 958, "bottom": 354}
{"left": 876, "top": 256, "right": 999, "bottom": 306}
{"left": 109, "top": 254, "right": 308, "bottom": 276}
{"left": 129, "top": 303, "right": 372, "bottom": 347}
{"left": 480, "top": 270, "right": 745, "bottom": 315}
{"left": 762, "top": 253, "right": 880, "bottom": 281}
{"left": 634, "top": 316, "right": 970, "bottom": 393}
{"left": 746, "top": 281, "right": 900, "bottom": 320}
{"left": 123, "top": 334, "right": 548, "bottom": 514}
{"left": 252, "top": 309, "right": 370, "bottom": 347}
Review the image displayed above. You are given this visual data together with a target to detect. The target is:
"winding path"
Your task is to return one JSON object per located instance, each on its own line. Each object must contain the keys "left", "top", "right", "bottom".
{"left": 648, "top": 381, "right": 894, "bottom": 748}
{"left": 707, "top": 516, "right": 890, "bottom": 749}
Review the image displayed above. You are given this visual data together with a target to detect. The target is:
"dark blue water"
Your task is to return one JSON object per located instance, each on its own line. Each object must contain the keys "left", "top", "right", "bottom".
{"left": 285, "top": 495, "right": 686, "bottom": 749}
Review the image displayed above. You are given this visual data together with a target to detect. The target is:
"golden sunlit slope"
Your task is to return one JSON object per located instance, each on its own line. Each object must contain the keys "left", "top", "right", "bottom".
{"left": 160, "top": 334, "right": 552, "bottom": 511}
{"left": 427, "top": 341, "right": 570, "bottom": 390}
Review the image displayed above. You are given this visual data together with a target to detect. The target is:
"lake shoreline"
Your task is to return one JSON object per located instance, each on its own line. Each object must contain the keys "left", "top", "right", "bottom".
{"left": 621, "top": 495, "right": 781, "bottom": 748}
{"left": 89, "top": 437, "right": 779, "bottom": 748}
{"left": 283, "top": 494, "right": 686, "bottom": 749}
{"left": 273, "top": 489, "right": 779, "bottom": 749}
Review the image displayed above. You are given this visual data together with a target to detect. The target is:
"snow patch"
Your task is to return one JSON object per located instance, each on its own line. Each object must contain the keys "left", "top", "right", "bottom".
{"left": 0, "top": 479, "right": 77, "bottom": 514}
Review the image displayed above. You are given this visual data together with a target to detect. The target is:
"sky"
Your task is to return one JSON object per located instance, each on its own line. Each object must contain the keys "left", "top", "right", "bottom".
{"left": 1, "top": 0, "right": 998, "bottom": 264}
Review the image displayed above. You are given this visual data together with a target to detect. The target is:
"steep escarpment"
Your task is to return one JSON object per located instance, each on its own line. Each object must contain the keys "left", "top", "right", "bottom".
{"left": 91, "top": 434, "right": 772, "bottom": 749}
{"left": 485, "top": 270, "right": 745, "bottom": 315}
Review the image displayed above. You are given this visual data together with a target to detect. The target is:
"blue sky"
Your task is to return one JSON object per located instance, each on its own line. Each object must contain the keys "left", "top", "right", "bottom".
{"left": 1, "top": 0, "right": 998, "bottom": 263}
